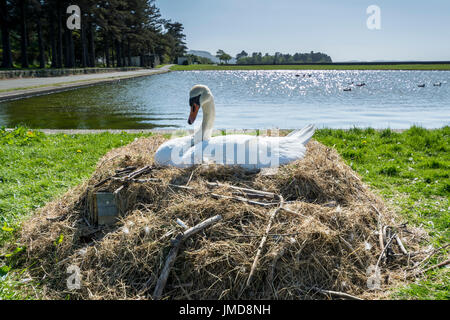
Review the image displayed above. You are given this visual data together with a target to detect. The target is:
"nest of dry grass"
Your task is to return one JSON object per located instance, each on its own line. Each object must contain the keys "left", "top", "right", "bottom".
{"left": 17, "top": 136, "right": 430, "bottom": 300}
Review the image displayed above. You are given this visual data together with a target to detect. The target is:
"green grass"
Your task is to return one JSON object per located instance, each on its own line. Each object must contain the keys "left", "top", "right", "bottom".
{"left": 0, "top": 128, "right": 153, "bottom": 229}
{"left": 0, "top": 127, "right": 154, "bottom": 299}
{"left": 0, "top": 126, "right": 448, "bottom": 299}
{"left": 393, "top": 271, "right": 449, "bottom": 300}
{"left": 315, "top": 127, "right": 449, "bottom": 239}
{"left": 314, "top": 126, "right": 449, "bottom": 300}
{"left": 170, "top": 64, "right": 450, "bottom": 71}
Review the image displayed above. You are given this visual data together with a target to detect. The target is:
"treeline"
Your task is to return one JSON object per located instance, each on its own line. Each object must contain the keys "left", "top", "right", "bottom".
{"left": 182, "top": 54, "right": 213, "bottom": 65}
{"left": 0, "top": 0, "right": 187, "bottom": 69}
{"left": 235, "top": 50, "right": 332, "bottom": 64}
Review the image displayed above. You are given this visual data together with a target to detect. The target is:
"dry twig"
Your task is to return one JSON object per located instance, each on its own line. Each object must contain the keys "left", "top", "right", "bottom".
{"left": 316, "top": 288, "right": 364, "bottom": 300}
{"left": 245, "top": 195, "right": 285, "bottom": 289}
{"left": 152, "top": 215, "right": 223, "bottom": 300}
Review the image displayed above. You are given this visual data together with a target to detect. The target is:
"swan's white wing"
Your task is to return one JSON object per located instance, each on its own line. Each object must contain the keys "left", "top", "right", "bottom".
{"left": 179, "top": 135, "right": 256, "bottom": 168}
{"left": 154, "top": 135, "right": 194, "bottom": 166}
{"left": 286, "top": 124, "right": 315, "bottom": 142}
{"left": 277, "top": 136, "right": 307, "bottom": 165}
{"left": 156, "top": 126, "right": 315, "bottom": 169}
{"left": 178, "top": 134, "right": 310, "bottom": 169}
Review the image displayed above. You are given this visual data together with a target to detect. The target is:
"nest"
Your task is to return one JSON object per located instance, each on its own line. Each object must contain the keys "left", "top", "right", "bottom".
{"left": 17, "top": 136, "right": 430, "bottom": 300}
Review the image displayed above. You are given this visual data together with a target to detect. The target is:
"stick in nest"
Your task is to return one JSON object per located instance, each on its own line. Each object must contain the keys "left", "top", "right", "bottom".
{"left": 419, "top": 259, "right": 450, "bottom": 274}
{"left": 395, "top": 234, "right": 408, "bottom": 255}
{"left": 211, "top": 193, "right": 277, "bottom": 207}
{"left": 245, "top": 195, "right": 285, "bottom": 290}
{"left": 371, "top": 204, "right": 385, "bottom": 253}
{"left": 124, "top": 166, "right": 153, "bottom": 181}
{"left": 376, "top": 232, "right": 397, "bottom": 270}
{"left": 315, "top": 288, "right": 363, "bottom": 300}
{"left": 206, "top": 181, "right": 276, "bottom": 199}
{"left": 152, "top": 214, "right": 223, "bottom": 300}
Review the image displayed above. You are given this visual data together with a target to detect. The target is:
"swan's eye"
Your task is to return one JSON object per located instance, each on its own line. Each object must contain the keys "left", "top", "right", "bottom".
{"left": 189, "top": 95, "right": 201, "bottom": 109}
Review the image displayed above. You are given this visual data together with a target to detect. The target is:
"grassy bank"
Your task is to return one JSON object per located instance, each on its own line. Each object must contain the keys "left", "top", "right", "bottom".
{"left": 0, "top": 127, "right": 448, "bottom": 299}
{"left": 0, "top": 128, "right": 153, "bottom": 298}
{"left": 170, "top": 64, "right": 450, "bottom": 71}
{"left": 315, "top": 126, "right": 449, "bottom": 299}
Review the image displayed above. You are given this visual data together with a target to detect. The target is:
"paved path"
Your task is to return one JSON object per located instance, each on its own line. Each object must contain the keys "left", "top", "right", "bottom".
{"left": 0, "top": 65, "right": 173, "bottom": 101}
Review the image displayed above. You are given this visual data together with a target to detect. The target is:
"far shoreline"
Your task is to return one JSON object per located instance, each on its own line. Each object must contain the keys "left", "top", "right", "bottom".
{"left": 171, "top": 63, "right": 450, "bottom": 71}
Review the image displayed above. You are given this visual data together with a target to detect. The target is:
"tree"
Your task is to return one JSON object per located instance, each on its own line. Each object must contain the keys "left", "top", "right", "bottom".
{"left": 18, "top": 0, "right": 30, "bottom": 67}
{"left": 216, "top": 49, "right": 224, "bottom": 59}
{"left": 221, "top": 53, "right": 232, "bottom": 64}
{"left": 235, "top": 50, "right": 332, "bottom": 65}
{"left": 185, "top": 54, "right": 213, "bottom": 65}
{"left": 31, "top": 0, "right": 46, "bottom": 68}
{"left": 216, "top": 49, "right": 232, "bottom": 64}
{"left": 0, "top": 0, "right": 186, "bottom": 69}
{"left": 236, "top": 50, "right": 248, "bottom": 61}
{"left": 164, "top": 21, "right": 187, "bottom": 63}
{"left": 0, "top": 0, "right": 13, "bottom": 67}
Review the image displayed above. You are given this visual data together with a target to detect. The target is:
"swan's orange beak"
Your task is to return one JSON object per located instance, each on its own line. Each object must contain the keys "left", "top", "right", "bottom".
{"left": 188, "top": 103, "right": 200, "bottom": 125}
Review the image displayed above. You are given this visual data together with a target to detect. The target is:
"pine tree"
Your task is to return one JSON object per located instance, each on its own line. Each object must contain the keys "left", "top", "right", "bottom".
{"left": 0, "top": 0, "right": 13, "bottom": 67}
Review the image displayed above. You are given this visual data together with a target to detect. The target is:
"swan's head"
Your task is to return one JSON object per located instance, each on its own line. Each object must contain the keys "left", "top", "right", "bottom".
{"left": 188, "top": 85, "right": 213, "bottom": 125}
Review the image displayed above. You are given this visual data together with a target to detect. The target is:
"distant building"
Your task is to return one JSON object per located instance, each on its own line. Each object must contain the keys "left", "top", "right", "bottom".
{"left": 177, "top": 57, "right": 189, "bottom": 65}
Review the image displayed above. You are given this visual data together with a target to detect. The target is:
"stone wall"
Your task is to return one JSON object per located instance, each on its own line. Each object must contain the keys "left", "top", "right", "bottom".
{"left": 0, "top": 67, "right": 147, "bottom": 80}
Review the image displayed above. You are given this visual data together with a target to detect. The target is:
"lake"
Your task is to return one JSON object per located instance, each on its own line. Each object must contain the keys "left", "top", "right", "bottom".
{"left": 1, "top": 70, "right": 449, "bottom": 129}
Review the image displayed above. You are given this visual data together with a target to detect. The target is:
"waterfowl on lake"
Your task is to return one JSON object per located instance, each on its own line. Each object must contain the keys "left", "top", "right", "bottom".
{"left": 434, "top": 82, "right": 442, "bottom": 86}
{"left": 356, "top": 83, "right": 366, "bottom": 87}
{"left": 343, "top": 88, "right": 352, "bottom": 92}
{"left": 154, "top": 85, "right": 316, "bottom": 169}
{"left": 418, "top": 84, "right": 425, "bottom": 88}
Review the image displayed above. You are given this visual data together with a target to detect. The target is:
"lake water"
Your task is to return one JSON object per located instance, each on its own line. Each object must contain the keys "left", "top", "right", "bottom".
{"left": 1, "top": 70, "right": 449, "bottom": 129}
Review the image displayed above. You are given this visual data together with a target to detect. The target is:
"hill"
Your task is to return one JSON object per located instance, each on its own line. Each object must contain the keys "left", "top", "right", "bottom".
{"left": 187, "top": 50, "right": 237, "bottom": 64}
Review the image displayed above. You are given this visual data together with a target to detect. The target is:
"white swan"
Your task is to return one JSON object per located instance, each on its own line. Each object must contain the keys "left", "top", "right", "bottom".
{"left": 154, "top": 85, "right": 315, "bottom": 169}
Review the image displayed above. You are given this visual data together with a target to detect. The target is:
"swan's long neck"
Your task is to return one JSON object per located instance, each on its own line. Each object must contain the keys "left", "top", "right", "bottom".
{"left": 194, "top": 96, "right": 215, "bottom": 141}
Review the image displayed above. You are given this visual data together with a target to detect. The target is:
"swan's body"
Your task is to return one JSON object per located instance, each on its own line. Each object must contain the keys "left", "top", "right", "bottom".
{"left": 154, "top": 85, "right": 315, "bottom": 169}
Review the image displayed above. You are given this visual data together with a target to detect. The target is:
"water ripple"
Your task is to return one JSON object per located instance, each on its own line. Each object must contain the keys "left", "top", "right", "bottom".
{"left": 0, "top": 70, "right": 449, "bottom": 129}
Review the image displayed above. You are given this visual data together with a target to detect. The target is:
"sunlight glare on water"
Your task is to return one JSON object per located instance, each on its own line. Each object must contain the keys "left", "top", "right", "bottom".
{"left": 0, "top": 70, "right": 449, "bottom": 129}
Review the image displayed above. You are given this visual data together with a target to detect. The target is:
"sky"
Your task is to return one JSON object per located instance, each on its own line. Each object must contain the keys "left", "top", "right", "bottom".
{"left": 156, "top": 0, "right": 450, "bottom": 62}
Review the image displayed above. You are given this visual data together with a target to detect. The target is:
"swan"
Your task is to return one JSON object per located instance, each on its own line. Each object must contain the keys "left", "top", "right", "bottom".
{"left": 154, "top": 85, "right": 316, "bottom": 169}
